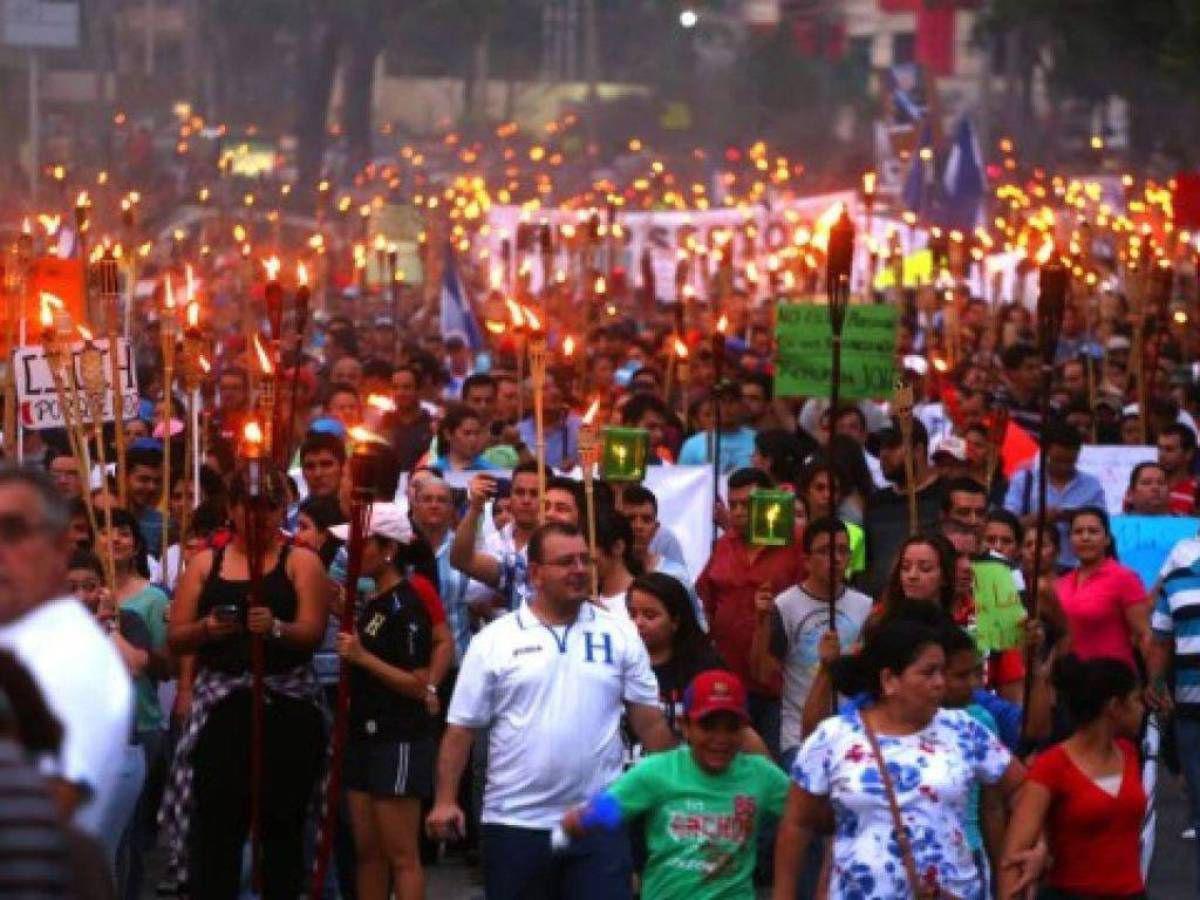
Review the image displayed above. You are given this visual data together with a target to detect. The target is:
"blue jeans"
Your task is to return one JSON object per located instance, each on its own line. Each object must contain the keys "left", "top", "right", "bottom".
{"left": 481, "top": 822, "right": 632, "bottom": 900}
{"left": 94, "top": 743, "right": 147, "bottom": 885}
{"left": 1176, "top": 717, "right": 1200, "bottom": 894}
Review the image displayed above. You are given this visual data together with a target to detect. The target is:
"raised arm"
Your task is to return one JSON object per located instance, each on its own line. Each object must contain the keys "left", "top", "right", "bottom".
{"left": 449, "top": 476, "right": 502, "bottom": 587}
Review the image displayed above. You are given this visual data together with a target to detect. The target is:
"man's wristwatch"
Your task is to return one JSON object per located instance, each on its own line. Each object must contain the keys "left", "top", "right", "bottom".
{"left": 270, "top": 619, "right": 284, "bottom": 641}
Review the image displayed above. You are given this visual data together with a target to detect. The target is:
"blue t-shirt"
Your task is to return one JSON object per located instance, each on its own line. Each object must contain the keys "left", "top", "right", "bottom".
{"left": 677, "top": 427, "right": 757, "bottom": 474}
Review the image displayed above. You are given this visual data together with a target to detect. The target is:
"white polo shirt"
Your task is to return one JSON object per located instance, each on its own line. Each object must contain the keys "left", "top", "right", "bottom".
{"left": 448, "top": 600, "right": 659, "bottom": 829}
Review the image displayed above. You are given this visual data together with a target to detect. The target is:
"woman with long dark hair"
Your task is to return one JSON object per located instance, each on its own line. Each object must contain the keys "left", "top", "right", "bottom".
{"left": 774, "top": 619, "right": 1024, "bottom": 899}
{"left": 1001, "top": 655, "right": 1146, "bottom": 899}
{"left": 164, "top": 466, "right": 329, "bottom": 898}
{"left": 1055, "top": 506, "right": 1151, "bottom": 671}
{"left": 626, "top": 572, "right": 724, "bottom": 738}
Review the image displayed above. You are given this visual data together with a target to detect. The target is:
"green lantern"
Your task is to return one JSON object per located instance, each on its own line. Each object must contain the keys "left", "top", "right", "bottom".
{"left": 601, "top": 426, "right": 649, "bottom": 482}
{"left": 748, "top": 489, "right": 795, "bottom": 547}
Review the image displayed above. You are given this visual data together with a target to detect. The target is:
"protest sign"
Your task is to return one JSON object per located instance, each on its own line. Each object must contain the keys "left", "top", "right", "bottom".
{"left": 972, "top": 559, "right": 1026, "bottom": 653}
{"left": 371, "top": 204, "right": 425, "bottom": 286}
{"left": 1077, "top": 444, "right": 1156, "bottom": 515}
{"left": 1110, "top": 515, "right": 1200, "bottom": 589}
{"left": 774, "top": 302, "right": 897, "bottom": 399}
{"left": 14, "top": 338, "right": 138, "bottom": 430}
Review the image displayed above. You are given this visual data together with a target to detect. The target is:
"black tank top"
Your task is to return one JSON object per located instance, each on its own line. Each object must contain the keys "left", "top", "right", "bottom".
{"left": 196, "top": 545, "right": 313, "bottom": 675}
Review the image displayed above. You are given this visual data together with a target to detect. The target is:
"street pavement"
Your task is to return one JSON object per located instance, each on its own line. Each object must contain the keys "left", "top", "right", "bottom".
{"left": 141, "top": 762, "right": 1197, "bottom": 898}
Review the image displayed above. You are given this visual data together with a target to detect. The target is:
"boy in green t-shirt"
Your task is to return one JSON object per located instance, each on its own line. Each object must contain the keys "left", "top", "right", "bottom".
{"left": 561, "top": 670, "right": 789, "bottom": 900}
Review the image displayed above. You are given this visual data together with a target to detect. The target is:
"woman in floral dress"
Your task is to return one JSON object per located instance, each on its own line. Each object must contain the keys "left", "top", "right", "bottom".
{"left": 772, "top": 619, "right": 1026, "bottom": 900}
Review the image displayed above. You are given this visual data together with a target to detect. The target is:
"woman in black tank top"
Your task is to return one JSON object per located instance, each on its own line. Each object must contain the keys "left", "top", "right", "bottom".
{"left": 167, "top": 467, "right": 331, "bottom": 899}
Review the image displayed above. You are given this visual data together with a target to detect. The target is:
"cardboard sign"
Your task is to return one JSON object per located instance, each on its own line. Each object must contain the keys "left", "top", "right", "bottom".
{"left": 972, "top": 559, "right": 1027, "bottom": 654}
{"left": 1077, "top": 444, "right": 1157, "bottom": 515}
{"left": 14, "top": 338, "right": 138, "bottom": 430}
{"left": 774, "top": 302, "right": 897, "bottom": 399}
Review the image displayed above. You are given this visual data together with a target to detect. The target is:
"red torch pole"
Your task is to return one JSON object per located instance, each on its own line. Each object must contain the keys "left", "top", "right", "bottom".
{"left": 240, "top": 421, "right": 267, "bottom": 893}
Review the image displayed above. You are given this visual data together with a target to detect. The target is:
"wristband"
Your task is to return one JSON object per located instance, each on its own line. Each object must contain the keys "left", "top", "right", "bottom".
{"left": 579, "top": 792, "right": 622, "bottom": 831}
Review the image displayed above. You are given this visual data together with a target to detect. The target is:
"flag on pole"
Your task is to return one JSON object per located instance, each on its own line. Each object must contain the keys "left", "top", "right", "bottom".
{"left": 901, "top": 120, "right": 934, "bottom": 219}
{"left": 440, "top": 243, "right": 484, "bottom": 351}
{"left": 939, "top": 117, "right": 987, "bottom": 232}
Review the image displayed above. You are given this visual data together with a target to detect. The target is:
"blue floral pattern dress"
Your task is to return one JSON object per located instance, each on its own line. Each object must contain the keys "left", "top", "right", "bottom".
{"left": 792, "top": 707, "right": 1012, "bottom": 900}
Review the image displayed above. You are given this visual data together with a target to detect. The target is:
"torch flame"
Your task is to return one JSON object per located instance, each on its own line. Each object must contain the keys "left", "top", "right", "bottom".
{"left": 563, "top": 335, "right": 576, "bottom": 357}
{"left": 348, "top": 425, "right": 386, "bottom": 448}
{"left": 39, "top": 293, "right": 63, "bottom": 329}
{"left": 163, "top": 273, "right": 176, "bottom": 309}
{"left": 505, "top": 298, "right": 525, "bottom": 328}
{"left": 366, "top": 394, "right": 396, "bottom": 413}
{"left": 862, "top": 171, "right": 877, "bottom": 195}
{"left": 187, "top": 301, "right": 199, "bottom": 329}
{"left": 252, "top": 334, "right": 273, "bottom": 375}
{"left": 485, "top": 320, "right": 505, "bottom": 335}
{"left": 674, "top": 337, "right": 689, "bottom": 359}
{"left": 22, "top": 217, "right": 31, "bottom": 235}
{"left": 524, "top": 306, "right": 542, "bottom": 332}
{"left": 199, "top": 355, "right": 211, "bottom": 374}
{"left": 594, "top": 275, "right": 607, "bottom": 295}
{"left": 75, "top": 191, "right": 89, "bottom": 209}
{"left": 264, "top": 257, "right": 281, "bottom": 281}
{"left": 716, "top": 314, "right": 729, "bottom": 335}
{"left": 243, "top": 421, "right": 264, "bottom": 451}
{"left": 77, "top": 324, "right": 93, "bottom": 342}
{"left": 1035, "top": 238, "right": 1055, "bottom": 266}
{"left": 582, "top": 398, "right": 601, "bottom": 425}
{"left": 297, "top": 262, "right": 309, "bottom": 287}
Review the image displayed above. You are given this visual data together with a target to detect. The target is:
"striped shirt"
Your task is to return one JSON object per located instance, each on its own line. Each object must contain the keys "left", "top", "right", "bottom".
{"left": 0, "top": 739, "right": 70, "bottom": 897}
{"left": 1153, "top": 560, "right": 1200, "bottom": 717}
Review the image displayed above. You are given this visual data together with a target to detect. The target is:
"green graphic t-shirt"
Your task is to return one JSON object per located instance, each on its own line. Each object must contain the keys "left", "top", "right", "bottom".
{"left": 605, "top": 746, "right": 789, "bottom": 899}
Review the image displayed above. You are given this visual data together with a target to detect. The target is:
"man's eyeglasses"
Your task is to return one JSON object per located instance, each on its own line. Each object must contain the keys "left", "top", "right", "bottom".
{"left": 0, "top": 514, "right": 51, "bottom": 546}
{"left": 542, "top": 553, "right": 593, "bottom": 569}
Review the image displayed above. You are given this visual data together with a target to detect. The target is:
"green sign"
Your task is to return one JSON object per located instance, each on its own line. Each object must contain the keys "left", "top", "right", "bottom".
{"left": 748, "top": 490, "right": 795, "bottom": 547}
{"left": 602, "top": 427, "right": 649, "bottom": 482}
{"left": 774, "top": 302, "right": 898, "bottom": 399}
{"left": 971, "top": 560, "right": 1027, "bottom": 654}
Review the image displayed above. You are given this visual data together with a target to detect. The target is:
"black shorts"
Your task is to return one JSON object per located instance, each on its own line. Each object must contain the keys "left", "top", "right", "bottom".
{"left": 343, "top": 736, "right": 436, "bottom": 799}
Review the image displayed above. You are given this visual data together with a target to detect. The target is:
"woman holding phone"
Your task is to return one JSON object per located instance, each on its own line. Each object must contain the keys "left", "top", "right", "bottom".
{"left": 164, "top": 466, "right": 330, "bottom": 899}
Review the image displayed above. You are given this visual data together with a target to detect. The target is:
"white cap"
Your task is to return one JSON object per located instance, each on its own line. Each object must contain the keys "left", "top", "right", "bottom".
{"left": 329, "top": 502, "right": 413, "bottom": 544}
{"left": 930, "top": 434, "right": 968, "bottom": 462}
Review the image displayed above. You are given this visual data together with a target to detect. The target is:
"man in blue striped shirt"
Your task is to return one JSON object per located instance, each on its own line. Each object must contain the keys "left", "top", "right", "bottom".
{"left": 1150, "top": 559, "right": 1200, "bottom": 889}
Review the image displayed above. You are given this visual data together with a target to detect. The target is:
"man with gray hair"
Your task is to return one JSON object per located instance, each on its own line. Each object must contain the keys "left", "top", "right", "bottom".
{"left": 0, "top": 464, "right": 133, "bottom": 834}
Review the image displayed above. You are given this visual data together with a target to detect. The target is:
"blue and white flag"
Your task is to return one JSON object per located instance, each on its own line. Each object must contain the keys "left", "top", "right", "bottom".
{"left": 901, "top": 120, "right": 935, "bottom": 219}
{"left": 939, "top": 116, "right": 986, "bottom": 232}
{"left": 440, "top": 242, "right": 484, "bottom": 351}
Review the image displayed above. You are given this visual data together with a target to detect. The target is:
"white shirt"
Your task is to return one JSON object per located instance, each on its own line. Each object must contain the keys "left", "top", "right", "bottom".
{"left": 1160, "top": 536, "right": 1200, "bottom": 578}
{"left": 0, "top": 597, "right": 133, "bottom": 835}
{"left": 447, "top": 601, "right": 659, "bottom": 828}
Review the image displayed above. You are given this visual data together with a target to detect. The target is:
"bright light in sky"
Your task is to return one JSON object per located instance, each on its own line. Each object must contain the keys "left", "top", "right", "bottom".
{"left": 680, "top": 8, "right": 698, "bottom": 28}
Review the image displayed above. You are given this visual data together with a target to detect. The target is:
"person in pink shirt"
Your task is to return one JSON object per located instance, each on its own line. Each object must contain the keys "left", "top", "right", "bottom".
{"left": 1055, "top": 506, "right": 1153, "bottom": 670}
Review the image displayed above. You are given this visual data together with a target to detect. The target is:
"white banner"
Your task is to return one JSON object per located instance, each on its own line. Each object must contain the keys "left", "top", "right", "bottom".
{"left": 14, "top": 338, "right": 138, "bottom": 431}
{"left": 1077, "top": 444, "right": 1157, "bottom": 515}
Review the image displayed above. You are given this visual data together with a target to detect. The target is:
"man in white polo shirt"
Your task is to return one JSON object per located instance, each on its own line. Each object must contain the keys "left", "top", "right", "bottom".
{"left": 427, "top": 522, "right": 675, "bottom": 899}
{"left": 0, "top": 464, "right": 132, "bottom": 834}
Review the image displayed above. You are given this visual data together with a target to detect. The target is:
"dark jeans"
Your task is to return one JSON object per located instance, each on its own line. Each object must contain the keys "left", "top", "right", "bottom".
{"left": 749, "top": 691, "right": 782, "bottom": 883}
{"left": 1176, "top": 716, "right": 1200, "bottom": 896}
{"left": 481, "top": 823, "right": 632, "bottom": 900}
{"left": 189, "top": 689, "right": 325, "bottom": 900}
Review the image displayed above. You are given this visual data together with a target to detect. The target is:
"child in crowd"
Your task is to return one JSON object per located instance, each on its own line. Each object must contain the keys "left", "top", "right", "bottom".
{"left": 561, "top": 670, "right": 789, "bottom": 899}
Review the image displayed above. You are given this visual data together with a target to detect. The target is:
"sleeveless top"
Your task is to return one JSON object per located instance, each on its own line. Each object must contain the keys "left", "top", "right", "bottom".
{"left": 195, "top": 544, "right": 313, "bottom": 675}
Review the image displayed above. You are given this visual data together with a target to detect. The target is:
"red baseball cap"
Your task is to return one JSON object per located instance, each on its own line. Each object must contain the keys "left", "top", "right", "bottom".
{"left": 684, "top": 670, "right": 749, "bottom": 723}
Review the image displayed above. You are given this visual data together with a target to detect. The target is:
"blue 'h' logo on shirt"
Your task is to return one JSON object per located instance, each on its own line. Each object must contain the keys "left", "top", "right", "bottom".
{"left": 583, "top": 631, "right": 613, "bottom": 665}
